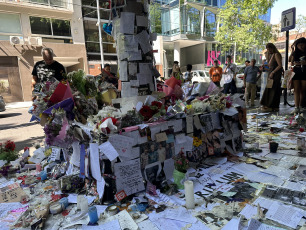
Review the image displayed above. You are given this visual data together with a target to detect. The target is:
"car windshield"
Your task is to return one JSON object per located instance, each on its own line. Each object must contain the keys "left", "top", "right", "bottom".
{"left": 198, "top": 71, "right": 205, "bottom": 77}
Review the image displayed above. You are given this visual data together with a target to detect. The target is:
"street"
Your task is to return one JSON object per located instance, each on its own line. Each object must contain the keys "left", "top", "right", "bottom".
{"left": 0, "top": 105, "right": 44, "bottom": 154}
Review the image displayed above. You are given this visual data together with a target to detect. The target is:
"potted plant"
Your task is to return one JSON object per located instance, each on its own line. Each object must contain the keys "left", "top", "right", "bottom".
{"left": 173, "top": 148, "right": 189, "bottom": 189}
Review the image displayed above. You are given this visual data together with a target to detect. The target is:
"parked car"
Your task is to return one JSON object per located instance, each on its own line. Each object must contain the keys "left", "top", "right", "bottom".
{"left": 220, "top": 65, "right": 261, "bottom": 95}
{"left": 0, "top": 95, "right": 5, "bottom": 112}
{"left": 182, "top": 70, "right": 210, "bottom": 83}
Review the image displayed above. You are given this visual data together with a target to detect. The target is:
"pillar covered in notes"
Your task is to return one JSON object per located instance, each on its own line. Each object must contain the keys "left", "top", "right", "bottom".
{"left": 112, "top": 0, "right": 159, "bottom": 97}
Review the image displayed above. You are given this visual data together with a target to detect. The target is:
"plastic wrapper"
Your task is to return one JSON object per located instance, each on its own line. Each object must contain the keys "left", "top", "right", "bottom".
{"left": 191, "top": 82, "right": 210, "bottom": 96}
{"left": 181, "top": 82, "right": 193, "bottom": 100}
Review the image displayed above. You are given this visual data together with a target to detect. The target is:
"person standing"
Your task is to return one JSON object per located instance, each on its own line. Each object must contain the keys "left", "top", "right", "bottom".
{"left": 260, "top": 57, "right": 269, "bottom": 101}
{"left": 100, "top": 64, "right": 118, "bottom": 87}
{"left": 260, "top": 43, "right": 283, "bottom": 112}
{"left": 209, "top": 60, "right": 223, "bottom": 87}
{"left": 184, "top": 64, "right": 193, "bottom": 82}
{"left": 290, "top": 37, "right": 306, "bottom": 114}
{"left": 32, "top": 48, "right": 65, "bottom": 92}
{"left": 223, "top": 55, "right": 237, "bottom": 94}
{"left": 171, "top": 61, "right": 183, "bottom": 82}
{"left": 243, "top": 59, "right": 261, "bottom": 107}
{"left": 245, "top": 60, "right": 250, "bottom": 67}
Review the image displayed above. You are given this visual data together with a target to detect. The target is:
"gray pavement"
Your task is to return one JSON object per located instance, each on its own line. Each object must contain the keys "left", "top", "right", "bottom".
{"left": 0, "top": 103, "right": 44, "bottom": 154}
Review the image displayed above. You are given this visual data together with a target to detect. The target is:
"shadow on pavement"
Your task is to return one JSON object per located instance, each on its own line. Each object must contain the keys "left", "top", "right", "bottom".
{"left": 14, "top": 136, "right": 45, "bottom": 152}
{"left": 0, "top": 122, "right": 38, "bottom": 131}
{"left": 0, "top": 113, "right": 22, "bottom": 118}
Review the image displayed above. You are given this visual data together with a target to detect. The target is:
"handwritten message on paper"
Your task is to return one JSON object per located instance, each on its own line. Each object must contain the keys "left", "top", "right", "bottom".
{"left": 50, "top": 148, "right": 61, "bottom": 161}
{"left": 0, "top": 183, "right": 26, "bottom": 203}
{"left": 114, "top": 158, "right": 145, "bottom": 196}
{"left": 109, "top": 134, "right": 134, "bottom": 161}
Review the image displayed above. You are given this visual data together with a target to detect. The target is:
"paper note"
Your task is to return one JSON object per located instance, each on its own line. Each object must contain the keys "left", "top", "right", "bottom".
{"left": 186, "top": 115, "right": 194, "bottom": 133}
{"left": 239, "top": 204, "right": 262, "bottom": 219}
{"left": 123, "top": 35, "right": 138, "bottom": 52}
{"left": 265, "top": 203, "right": 304, "bottom": 229}
{"left": 246, "top": 172, "right": 284, "bottom": 187}
{"left": 164, "top": 207, "right": 197, "bottom": 223}
{"left": 128, "top": 50, "right": 142, "bottom": 61}
{"left": 247, "top": 218, "right": 284, "bottom": 230}
{"left": 135, "top": 30, "right": 152, "bottom": 54}
{"left": 138, "top": 73, "right": 152, "bottom": 85}
{"left": 129, "top": 63, "right": 138, "bottom": 76}
{"left": 163, "top": 158, "right": 175, "bottom": 180}
{"left": 138, "top": 219, "right": 159, "bottom": 230}
{"left": 136, "top": 15, "right": 148, "bottom": 27}
{"left": 90, "top": 143, "right": 102, "bottom": 181}
{"left": 50, "top": 148, "right": 61, "bottom": 161}
{"left": 262, "top": 165, "right": 293, "bottom": 179}
{"left": 139, "top": 63, "right": 152, "bottom": 74}
{"left": 130, "top": 80, "right": 140, "bottom": 87}
{"left": 120, "top": 12, "right": 135, "bottom": 34}
{"left": 114, "top": 158, "right": 145, "bottom": 196}
{"left": 150, "top": 33, "right": 157, "bottom": 41}
{"left": 155, "top": 132, "right": 167, "bottom": 142}
{"left": 108, "top": 210, "right": 138, "bottom": 230}
{"left": 99, "top": 141, "right": 119, "bottom": 161}
{"left": 121, "top": 82, "right": 138, "bottom": 98}
{"left": 150, "top": 125, "right": 161, "bottom": 141}
{"left": 109, "top": 134, "right": 134, "bottom": 159}
{"left": 0, "top": 202, "right": 27, "bottom": 218}
{"left": 70, "top": 142, "right": 81, "bottom": 166}
{"left": 281, "top": 181, "right": 305, "bottom": 191}
{"left": 185, "top": 136, "right": 194, "bottom": 151}
{"left": 221, "top": 218, "right": 242, "bottom": 230}
{"left": 28, "top": 147, "right": 45, "bottom": 164}
{"left": 173, "top": 119, "right": 183, "bottom": 132}
{"left": 119, "top": 61, "right": 128, "bottom": 81}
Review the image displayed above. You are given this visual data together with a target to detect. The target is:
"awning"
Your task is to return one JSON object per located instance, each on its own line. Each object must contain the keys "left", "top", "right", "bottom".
{"left": 33, "top": 57, "right": 80, "bottom": 68}
{"left": 187, "top": 2, "right": 219, "bottom": 14}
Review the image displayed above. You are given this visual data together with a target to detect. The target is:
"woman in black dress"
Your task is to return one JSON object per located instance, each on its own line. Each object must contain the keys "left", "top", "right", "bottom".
{"left": 260, "top": 43, "right": 283, "bottom": 112}
{"left": 290, "top": 37, "right": 306, "bottom": 114}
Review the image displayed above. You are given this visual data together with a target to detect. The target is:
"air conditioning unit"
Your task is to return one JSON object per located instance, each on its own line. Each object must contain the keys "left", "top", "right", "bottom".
{"left": 28, "top": 37, "right": 42, "bottom": 46}
{"left": 10, "top": 36, "right": 24, "bottom": 45}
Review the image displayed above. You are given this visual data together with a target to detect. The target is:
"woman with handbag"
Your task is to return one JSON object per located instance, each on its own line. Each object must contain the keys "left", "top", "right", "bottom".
{"left": 290, "top": 37, "right": 306, "bottom": 114}
{"left": 260, "top": 43, "right": 283, "bottom": 112}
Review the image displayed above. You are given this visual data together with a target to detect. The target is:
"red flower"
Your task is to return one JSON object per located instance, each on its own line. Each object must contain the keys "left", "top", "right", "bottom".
{"left": 151, "top": 101, "right": 162, "bottom": 109}
{"left": 299, "top": 128, "right": 305, "bottom": 132}
{"left": 139, "top": 105, "right": 153, "bottom": 121}
{"left": 226, "top": 102, "right": 232, "bottom": 108}
{"left": 5, "top": 140, "right": 15, "bottom": 151}
{"left": 24, "top": 147, "right": 29, "bottom": 152}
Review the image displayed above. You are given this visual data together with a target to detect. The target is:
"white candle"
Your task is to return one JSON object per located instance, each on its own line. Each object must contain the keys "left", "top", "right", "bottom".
{"left": 77, "top": 195, "right": 83, "bottom": 210}
{"left": 80, "top": 197, "right": 88, "bottom": 213}
{"left": 184, "top": 180, "right": 195, "bottom": 209}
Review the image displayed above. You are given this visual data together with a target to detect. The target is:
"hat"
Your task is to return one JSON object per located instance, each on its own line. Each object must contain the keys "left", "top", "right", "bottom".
{"left": 173, "top": 61, "right": 179, "bottom": 64}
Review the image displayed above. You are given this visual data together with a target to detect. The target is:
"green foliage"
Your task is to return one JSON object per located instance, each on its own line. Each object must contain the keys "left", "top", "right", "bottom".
{"left": 67, "top": 70, "right": 87, "bottom": 96}
{"left": 149, "top": 3, "right": 162, "bottom": 34}
{"left": 295, "top": 14, "right": 306, "bottom": 33}
{"left": 216, "top": 0, "right": 276, "bottom": 52}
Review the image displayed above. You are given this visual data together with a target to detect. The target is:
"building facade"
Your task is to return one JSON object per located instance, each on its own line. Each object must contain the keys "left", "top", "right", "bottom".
{"left": 150, "top": 0, "right": 271, "bottom": 77}
{"left": 0, "top": 0, "right": 88, "bottom": 102}
{"left": 81, "top": 0, "right": 117, "bottom": 76}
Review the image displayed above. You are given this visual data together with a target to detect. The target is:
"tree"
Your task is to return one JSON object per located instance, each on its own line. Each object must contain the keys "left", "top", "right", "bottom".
{"left": 215, "top": 0, "right": 276, "bottom": 52}
{"left": 149, "top": 3, "right": 162, "bottom": 34}
{"left": 295, "top": 14, "right": 306, "bottom": 36}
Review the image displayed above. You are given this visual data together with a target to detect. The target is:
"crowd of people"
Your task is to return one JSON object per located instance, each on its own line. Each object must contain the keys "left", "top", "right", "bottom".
{"left": 32, "top": 38, "right": 306, "bottom": 114}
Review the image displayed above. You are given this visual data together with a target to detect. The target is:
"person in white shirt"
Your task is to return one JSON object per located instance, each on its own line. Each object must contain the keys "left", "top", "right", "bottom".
{"left": 157, "top": 143, "right": 166, "bottom": 162}
{"left": 223, "top": 55, "right": 238, "bottom": 95}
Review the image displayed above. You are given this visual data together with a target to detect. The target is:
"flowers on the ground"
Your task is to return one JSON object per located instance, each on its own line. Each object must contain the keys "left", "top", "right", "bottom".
{"left": 0, "top": 140, "right": 19, "bottom": 162}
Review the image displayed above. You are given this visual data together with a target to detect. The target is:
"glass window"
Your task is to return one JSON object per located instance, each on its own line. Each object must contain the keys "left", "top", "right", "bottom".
{"left": 30, "top": 16, "right": 71, "bottom": 37}
{"left": 213, "top": 0, "right": 218, "bottom": 6}
{"left": 0, "top": 13, "right": 22, "bottom": 34}
{"left": 52, "top": 19, "right": 71, "bottom": 37}
{"left": 30, "top": 16, "right": 52, "bottom": 35}
{"left": 205, "top": 10, "right": 216, "bottom": 37}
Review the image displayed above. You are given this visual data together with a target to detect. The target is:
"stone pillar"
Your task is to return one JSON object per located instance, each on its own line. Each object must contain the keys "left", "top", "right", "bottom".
{"left": 174, "top": 41, "right": 180, "bottom": 64}
{"left": 113, "top": 0, "right": 158, "bottom": 98}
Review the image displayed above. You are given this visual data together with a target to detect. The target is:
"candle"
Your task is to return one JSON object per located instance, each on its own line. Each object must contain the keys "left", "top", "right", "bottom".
{"left": 77, "top": 195, "right": 83, "bottom": 210}
{"left": 184, "top": 180, "right": 195, "bottom": 209}
{"left": 50, "top": 202, "right": 63, "bottom": 214}
{"left": 36, "top": 163, "right": 41, "bottom": 172}
{"left": 80, "top": 197, "right": 88, "bottom": 213}
{"left": 88, "top": 206, "right": 99, "bottom": 224}
{"left": 59, "top": 197, "right": 69, "bottom": 209}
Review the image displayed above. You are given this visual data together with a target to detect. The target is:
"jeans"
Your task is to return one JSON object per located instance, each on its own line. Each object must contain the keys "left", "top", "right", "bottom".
{"left": 223, "top": 79, "right": 237, "bottom": 94}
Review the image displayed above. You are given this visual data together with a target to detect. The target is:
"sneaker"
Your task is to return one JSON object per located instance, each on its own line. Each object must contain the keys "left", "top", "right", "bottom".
{"left": 290, "top": 107, "right": 300, "bottom": 115}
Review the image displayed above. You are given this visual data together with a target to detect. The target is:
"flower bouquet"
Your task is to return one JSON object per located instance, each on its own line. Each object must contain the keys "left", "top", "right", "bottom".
{"left": 138, "top": 101, "right": 168, "bottom": 122}
{"left": 172, "top": 148, "right": 189, "bottom": 189}
{"left": 0, "top": 140, "right": 19, "bottom": 163}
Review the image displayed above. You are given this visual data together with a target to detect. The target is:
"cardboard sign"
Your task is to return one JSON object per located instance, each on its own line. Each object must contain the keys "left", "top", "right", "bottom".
{"left": 0, "top": 183, "right": 27, "bottom": 203}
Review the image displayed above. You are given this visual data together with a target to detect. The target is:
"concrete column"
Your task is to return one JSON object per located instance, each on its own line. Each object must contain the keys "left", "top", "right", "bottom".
{"left": 174, "top": 42, "right": 180, "bottom": 63}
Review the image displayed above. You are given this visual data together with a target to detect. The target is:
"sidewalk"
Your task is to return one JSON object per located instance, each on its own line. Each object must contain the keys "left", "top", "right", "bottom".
{"left": 5, "top": 101, "right": 32, "bottom": 109}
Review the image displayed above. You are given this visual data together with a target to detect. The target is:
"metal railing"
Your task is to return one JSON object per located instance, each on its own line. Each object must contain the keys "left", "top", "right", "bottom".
{"left": 0, "top": 0, "right": 72, "bottom": 10}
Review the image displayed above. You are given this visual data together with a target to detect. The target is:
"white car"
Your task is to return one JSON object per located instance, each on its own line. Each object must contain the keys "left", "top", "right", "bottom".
{"left": 184, "top": 70, "right": 210, "bottom": 83}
